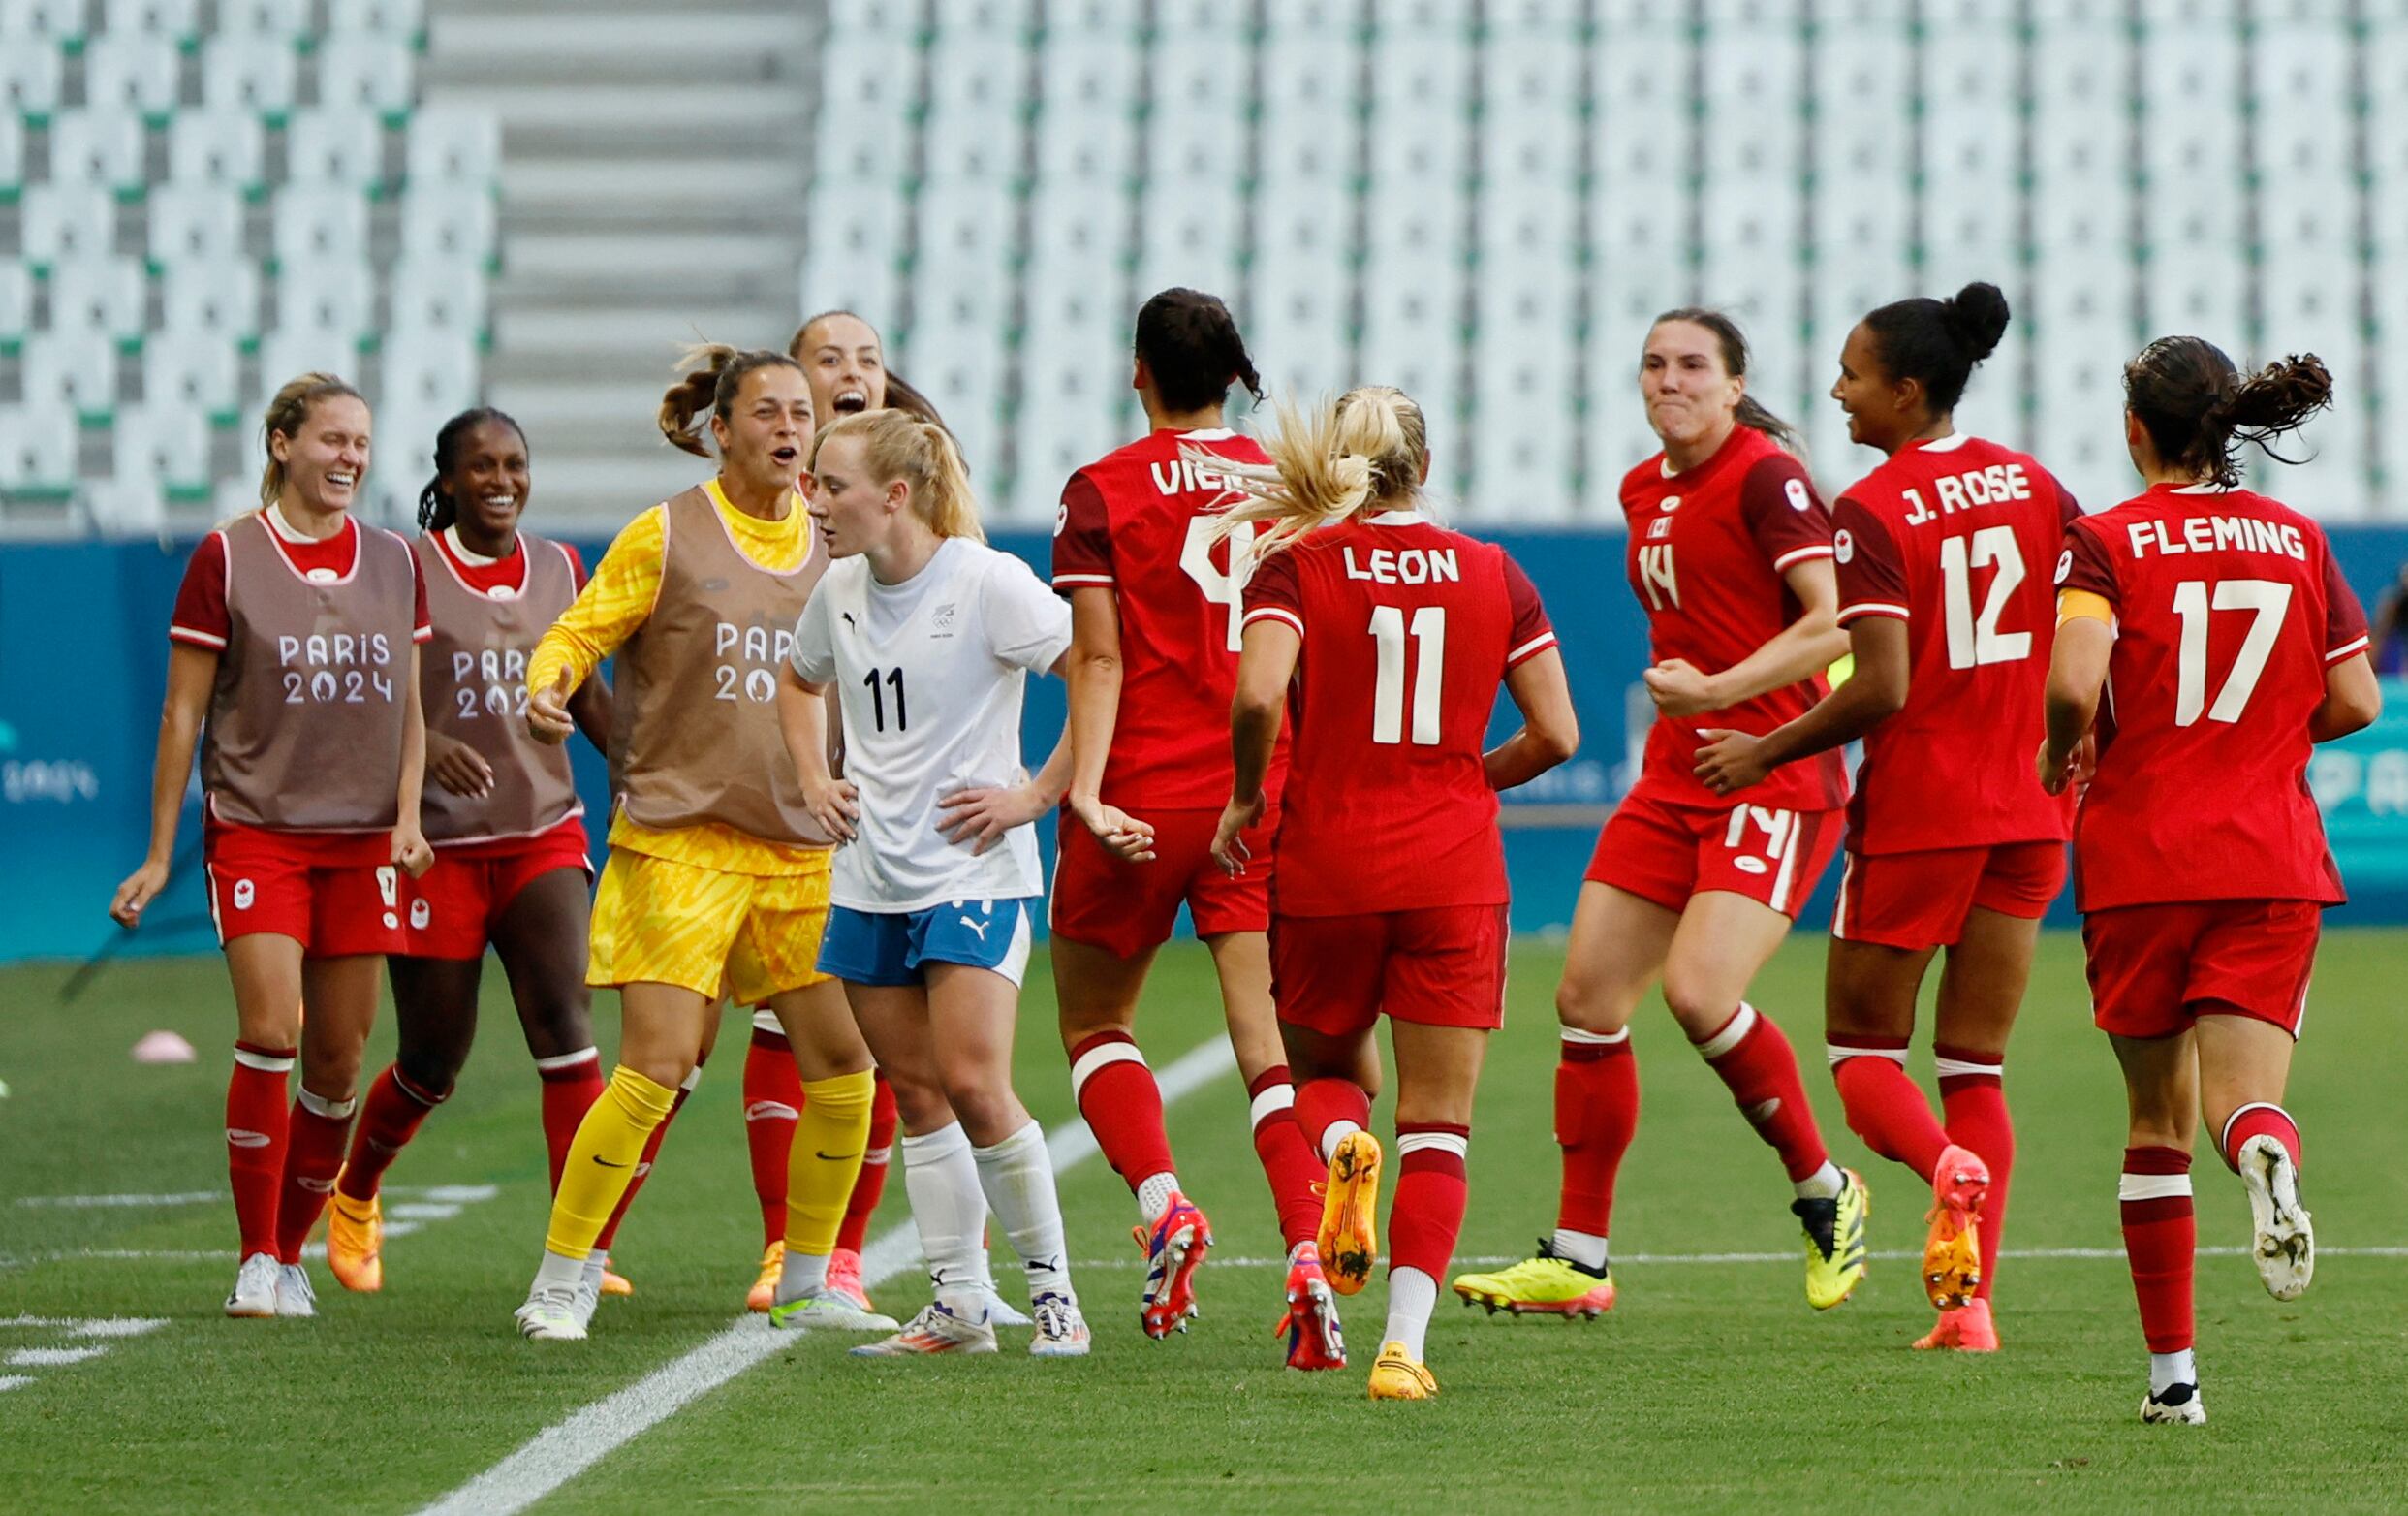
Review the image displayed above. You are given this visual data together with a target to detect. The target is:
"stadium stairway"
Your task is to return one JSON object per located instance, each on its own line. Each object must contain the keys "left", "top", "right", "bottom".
{"left": 422, "top": 0, "right": 816, "bottom": 521}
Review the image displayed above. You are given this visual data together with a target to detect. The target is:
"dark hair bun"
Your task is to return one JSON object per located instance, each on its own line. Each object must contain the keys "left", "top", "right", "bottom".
{"left": 1940, "top": 282, "right": 2011, "bottom": 363}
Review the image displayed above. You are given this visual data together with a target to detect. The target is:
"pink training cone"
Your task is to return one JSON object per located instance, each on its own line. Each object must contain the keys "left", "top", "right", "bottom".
{"left": 133, "top": 1030, "right": 198, "bottom": 1065}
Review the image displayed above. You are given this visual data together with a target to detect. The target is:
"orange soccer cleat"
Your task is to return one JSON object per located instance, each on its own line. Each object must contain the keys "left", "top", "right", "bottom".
{"left": 747, "top": 1240, "right": 785, "bottom": 1312}
{"left": 1315, "top": 1132, "right": 1383, "bottom": 1297}
{"left": 1923, "top": 1144, "right": 1990, "bottom": 1311}
{"left": 1274, "top": 1242, "right": 1347, "bottom": 1371}
{"left": 1913, "top": 1298, "right": 1999, "bottom": 1352}
{"left": 325, "top": 1181, "right": 383, "bottom": 1293}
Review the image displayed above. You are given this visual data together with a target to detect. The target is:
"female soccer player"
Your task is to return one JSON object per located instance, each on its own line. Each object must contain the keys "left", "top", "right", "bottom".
{"left": 109, "top": 372, "right": 432, "bottom": 1319}
{"left": 790, "top": 308, "right": 948, "bottom": 429}
{"left": 1207, "top": 386, "right": 1577, "bottom": 1400}
{"left": 1048, "top": 288, "right": 1336, "bottom": 1362}
{"left": 1454, "top": 309, "right": 1869, "bottom": 1321}
{"left": 509, "top": 346, "right": 891, "bottom": 1342}
{"left": 785, "top": 406, "right": 1099, "bottom": 1359}
{"left": 322, "top": 408, "right": 617, "bottom": 1299}
{"left": 2041, "top": 340, "right": 2378, "bottom": 1424}
{"left": 1695, "top": 284, "right": 2080, "bottom": 1352}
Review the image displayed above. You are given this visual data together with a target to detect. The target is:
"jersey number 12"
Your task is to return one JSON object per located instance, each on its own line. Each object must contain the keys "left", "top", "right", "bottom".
{"left": 1368, "top": 605, "right": 1445, "bottom": 745}
{"left": 1939, "top": 526, "right": 2032, "bottom": 669}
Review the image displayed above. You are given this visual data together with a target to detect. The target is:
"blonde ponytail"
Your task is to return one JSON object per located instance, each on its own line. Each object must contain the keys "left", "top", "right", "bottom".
{"left": 1204, "top": 387, "right": 1427, "bottom": 560}
{"left": 810, "top": 408, "right": 986, "bottom": 542}
{"left": 258, "top": 370, "right": 363, "bottom": 508}
{"left": 658, "top": 342, "right": 803, "bottom": 458}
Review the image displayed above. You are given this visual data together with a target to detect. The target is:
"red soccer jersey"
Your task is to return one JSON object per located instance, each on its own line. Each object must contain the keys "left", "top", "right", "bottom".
{"left": 422, "top": 526, "right": 588, "bottom": 599}
{"left": 2058, "top": 483, "right": 2370, "bottom": 910}
{"left": 1052, "top": 427, "right": 1287, "bottom": 808}
{"left": 171, "top": 512, "right": 431, "bottom": 650}
{"left": 1240, "top": 511, "right": 1556, "bottom": 916}
{"left": 1832, "top": 433, "right": 2079, "bottom": 854}
{"left": 1621, "top": 426, "right": 1849, "bottom": 812}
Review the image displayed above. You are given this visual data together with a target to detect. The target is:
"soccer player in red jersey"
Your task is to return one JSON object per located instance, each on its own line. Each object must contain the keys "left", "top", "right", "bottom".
{"left": 1048, "top": 289, "right": 1334, "bottom": 1361}
{"left": 320, "top": 408, "right": 620, "bottom": 1303}
{"left": 1455, "top": 310, "right": 1868, "bottom": 1321}
{"left": 2042, "top": 340, "right": 2379, "bottom": 1425}
{"left": 1211, "top": 386, "right": 1579, "bottom": 1400}
{"left": 110, "top": 372, "right": 435, "bottom": 1319}
{"left": 1696, "top": 284, "right": 2078, "bottom": 1352}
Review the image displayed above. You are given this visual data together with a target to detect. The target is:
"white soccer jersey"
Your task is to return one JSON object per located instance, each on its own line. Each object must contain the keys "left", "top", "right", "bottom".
{"left": 790, "top": 536, "right": 1073, "bottom": 912}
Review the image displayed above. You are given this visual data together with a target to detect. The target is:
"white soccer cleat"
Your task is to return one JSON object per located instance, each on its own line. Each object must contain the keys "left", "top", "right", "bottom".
{"left": 2237, "top": 1134, "right": 2314, "bottom": 1302}
{"left": 515, "top": 1283, "right": 588, "bottom": 1342}
{"left": 849, "top": 1301, "right": 998, "bottom": 1357}
{"left": 225, "top": 1251, "right": 280, "bottom": 1318}
{"left": 571, "top": 1255, "right": 606, "bottom": 1332}
{"left": 2141, "top": 1382, "right": 2206, "bottom": 1425}
{"left": 274, "top": 1262, "right": 317, "bottom": 1318}
{"left": 767, "top": 1291, "right": 900, "bottom": 1333}
{"left": 982, "top": 1284, "right": 1032, "bottom": 1329}
{"left": 1028, "top": 1291, "right": 1090, "bottom": 1359}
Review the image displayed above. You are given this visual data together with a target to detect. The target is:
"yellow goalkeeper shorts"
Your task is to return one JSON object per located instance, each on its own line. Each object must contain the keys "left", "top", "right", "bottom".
{"left": 586, "top": 845, "right": 834, "bottom": 1005}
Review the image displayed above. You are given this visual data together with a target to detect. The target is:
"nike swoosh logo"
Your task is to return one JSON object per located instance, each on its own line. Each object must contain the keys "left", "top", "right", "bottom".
{"left": 816, "top": 1151, "right": 862, "bottom": 1162}
{"left": 226, "top": 1129, "right": 271, "bottom": 1149}
{"left": 592, "top": 1155, "right": 631, "bottom": 1168}
{"left": 745, "top": 1101, "right": 800, "bottom": 1121}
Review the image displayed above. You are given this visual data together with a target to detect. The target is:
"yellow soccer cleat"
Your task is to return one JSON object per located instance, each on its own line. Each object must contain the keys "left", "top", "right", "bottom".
{"left": 1315, "top": 1131, "right": 1383, "bottom": 1297}
{"left": 326, "top": 1182, "right": 383, "bottom": 1294}
{"left": 1923, "top": 1144, "right": 1990, "bottom": 1310}
{"left": 1795, "top": 1167, "right": 1870, "bottom": 1311}
{"left": 599, "top": 1266, "right": 633, "bottom": 1298}
{"left": 1366, "top": 1341, "right": 1438, "bottom": 1401}
{"left": 1451, "top": 1241, "right": 1616, "bottom": 1319}
{"left": 746, "top": 1240, "right": 785, "bottom": 1312}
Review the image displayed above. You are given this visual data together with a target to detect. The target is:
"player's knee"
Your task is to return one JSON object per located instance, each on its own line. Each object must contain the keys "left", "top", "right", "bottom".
{"left": 393, "top": 1048, "right": 460, "bottom": 1102}
{"left": 1658, "top": 972, "right": 1736, "bottom": 1038}
{"left": 521, "top": 993, "right": 594, "bottom": 1062}
{"left": 1553, "top": 973, "right": 1634, "bottom": 1035}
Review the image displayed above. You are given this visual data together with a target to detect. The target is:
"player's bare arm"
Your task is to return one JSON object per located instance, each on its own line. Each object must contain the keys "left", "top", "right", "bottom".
{"left": 775, "top": 662, "right": 858, "bottom": 842}
{"left": 1215, "top": 617, "right": 1298, "bottom": 874}
{"left": 939, "top": 653, "right": 1154, "bottom": 860}
{"left": 1061, "top": 585, "right": 1136, "bottom": 843}
{"left": 2310, "top": 651, "right": 2382, "bottom": 742}
{"left": 1484, "top": 647, "right": 1579, "bottom": 792}
{"left": 109, "top": 642, "right": 219, "bottom": 929}
{"left": 1697, "top": 614, "right": 1908, "bottom": 794}
{"left": 2039, "top": 612, "right": 2111, "bottom": 794}
{"left": 1645, "top": 558, "right": 1848, "bottom": 717}
{"left": 391, "top": 647, "right": 435, "bottom": 879}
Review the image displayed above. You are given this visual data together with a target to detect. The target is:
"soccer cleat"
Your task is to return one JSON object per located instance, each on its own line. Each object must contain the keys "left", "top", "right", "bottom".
{"left": 1365, "top": 1341, "right": 1438, "bottom": 1401}
{"left": 1795, "top": 1167, "right": 1870, "bottom": 1310}
{"left": 1316, "top": 1131, "right": 1383, "bottom": 1297}
{"left": 767, "top": 1291, "right": 900, "bottom": 1333}
{"left": 1028, "top": 1291, "right": 1091, "bottom": 1358}
{"left": 983, "top": 1285, "right": 1032, "bottom": 1329}
{"left": 599, "top": 1257, "right": 633, "bottom": 1298}
{"left": 1134, "top": 1192, "right": 1212, "bottom": 1339}
{"left": 326, "top": 1184, "right": 384, "bottom": 1293}
{"left": 515, "top": 1282, "right": 587, "bottom": 1342}
{"left": 746, "top": 1240, "right": 785, "bottom": 1312}
{"left": 2237, "top": 1134, "right": 2314, "bottom": 1302}
{"left": 849, "top": 1301, "right": 999, "bottom": 1357}
{"left": 274, "top": 1262, "right": 317, "bottom": 1318}
{"left": 1276, "top": 1243, "right": 1347, "bottom": 1371}
{"left": 1923, "top": 1143, "right": 1989, "bottom": 1310}
{"left": 824, "top": 1248, "right": 873, "bottom": 1313}
{"left": 1450, "top": 1240, "right": 1616, "bottom": 1319}
{"left": 1912, "top": 1299, "right": 2000, "bottom": 1352}
{"left": 224, "top": 1251, "right": 281, "bottom": 1318}
{"left": 572, "top": 1258, "right": 605, "bottom": 1333}
{"left": 2142, "top": 1382, "right": 2206, "bottom": 1425}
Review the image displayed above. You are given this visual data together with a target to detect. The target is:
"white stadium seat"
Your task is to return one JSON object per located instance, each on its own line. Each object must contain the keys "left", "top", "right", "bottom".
{"left": 203, "top": 31, "right": 298, "bottom": 113}
{"left": 144, "top": 327, "right": 242, "bottom": 415}
{"left": 405, "top": 105, "right": 500, "bottom": 187}
{"left": 800, "top": 175, "right": 906, "bottom": 322}
{"left": 271, "top": 187, "right": 369, "bottom": 266}
{"left": 0, "top": 111, "right": 19, "bottom": 184}
{"left": 275, "top": 260, "right": 375, "bottom": 342}
{"left": 287, "top": 108, "right": 387, "bottom": 189}
{"left": 81, "top": 32, "right": 182, "bottom": 116}
{"left": 382, "top": 328, "right": 481, "bottom": 420}
{"left": 47, "top": 256, "right": 147, "bottom": 340}
{"left": 0, "top": 0, "right": 87, "bottom": 42}
{"left": 162, "top": 256, "right": 262, "bottom": 340}
{"left": 0, "top": 39, "right": 63, "bottom": 115}
{"left": 399, "top": 186, "right": 498, "bottom": 265}
{"left": 0, "top": 261, "right": 31, "bottom": 343}
{"left": 23, "top": 329, "right": 121, "bottom": 417}
{"left": 388, "top": 258, "right": 488, "bottom": 336}
{"left": 47, "top": 108, "right": 147, "bottom": 191}
{"left": 257, "top": 326, "right": 364, "bottom": 400}
{"left": 147, "top": 184, "right": 247, "bottom": 264}
{"left": 316, "top": 34, "right": 415, "bottom": 114}
{"left": 813, "top": 39, "right": 915, "bottom": 182}
{"left": 105, "top": 0, "right": 198, "bottom": 39}
{"left": 0, "top": 403, "right": 81, "bottom": 491}
{"left": 83, "top": 476, "right": 168, "bottom": 534}
{"left": 214, "top": 0, "right": 305, "bottom": 36}
{"left": 325, "top": 0, "right": 423, "bottom": 39}
{"left": 112, "top": 403, "right": 211, "bottom": 490}
{"left": 22, "top": 184, "right": 119, "bottom": 267}
{"left": 171, "top": 110, "right": 266, "bottom": 190}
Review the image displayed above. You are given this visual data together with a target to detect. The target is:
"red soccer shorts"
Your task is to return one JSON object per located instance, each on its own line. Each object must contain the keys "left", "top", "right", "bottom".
{"left": 1269, "top": 904, "right": 1510, "bottom": 1038}
{"left": 1585, "top": 784, "right": 1840, "bottom": 920}
{"left": 1048, "top": 803, "right": 1278, "bottom": 959}
{"left": 1831, "top": 839, "right": 2067, "bottom": 950}
{"left": 2083, "top": 899, "right": 2323, "bottom": 1041}
{"left": 204, "top": 817, "right": 406, "bottom": 957}
{"left": 405, "top": 816, "right": 594, "bottom": 961}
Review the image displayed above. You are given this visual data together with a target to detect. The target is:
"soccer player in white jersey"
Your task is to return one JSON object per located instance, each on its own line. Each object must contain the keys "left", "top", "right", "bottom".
{"left": 782, "top": 407, "right": 1143, "bottom": 1358}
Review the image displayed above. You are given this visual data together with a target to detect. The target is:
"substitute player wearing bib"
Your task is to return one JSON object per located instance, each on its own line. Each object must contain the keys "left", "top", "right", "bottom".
{"left": 1210, "top": 386, "right": 1578, "bottom": 1401}
{"left": 511, "top": 347, "right": 890, "bottom": 1342}
{"left": 787, "top": 407, "right": 1105, "bottom": 1360}
{"left": 1050, "top": 289, "right": 1335, "bottom": 1360}
{"left": 2043, "top": 340, "right": 2378, "bottom": 1425}
{"left": 1698, "top": 284, "right": 2077, "bottom": 1352}
{"left": 111, "top": 373, "right": 433, "bottom": 1319}
{"left": 324, "top": 408, "right": 616, "bottom": 1297}
{"left": 1457, "top": 310, "right": 1867, "bottom": 1322}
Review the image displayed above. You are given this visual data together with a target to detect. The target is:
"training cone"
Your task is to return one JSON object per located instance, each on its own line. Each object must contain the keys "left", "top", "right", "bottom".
{"left": 132, "top": 1030, "right": 197, "bottom": 1065}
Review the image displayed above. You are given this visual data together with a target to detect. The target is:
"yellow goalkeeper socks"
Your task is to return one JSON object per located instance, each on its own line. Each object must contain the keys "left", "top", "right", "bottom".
{"left": 784, "top": 1067, "right": 876, "bottom": 1276}
{"left": 544, "top": 1064, "right": 677, "bottom": 1261}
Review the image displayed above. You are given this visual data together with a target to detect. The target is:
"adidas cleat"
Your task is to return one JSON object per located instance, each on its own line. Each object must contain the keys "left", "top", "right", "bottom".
{"left": 2238, "top": 1134, "right": 2314, "bottom": 1302}
{"left": 224, "top": 1251, "right": 280, "bottom": 1318}
{"left": 746, "top": 1240, "right": 785, "bottom": 1312}
{"left": 1912, "top": 1299, "right": 1999, "bottom": 1352}
{"left": 326, "top": 1184, "right": 384, "bottom": 1294}
{"left": 1316, "top": 1131, "right": 1383, "bottom": 1297}
{"left": 824, "top": 1248, "right": 874, "bottom": 1313}
{"left": 1451, "top": 1240, "right": 1616, "bottom": 1319}
{"left": 767, "top": 1291, "right": 900, "bottom": 1333}
{"left": 515, "top": 1282, "right": 586, "bottom": 1342}
{"left": 1276, "top": 1243, "right": 1346, "bottom": 1371}
{"left": 850, "top": 1301, "right": 998, "bottom": 1357}
{"left": 1135, "top": 1192, "right": 1212, "bottom": 1340}
{"left": 1365, "top": 1341, "right": 1438, "bottom": 1401}
{"left": 2142, "top": 1382, "right": 2206, "bottom": 1425}
{"left": 1796, "top": 1167, "right": 1870, "bottom": 1310}
{"left": 1923, "top": 1144, "right": 1989, "bottom": 1310}
{"left": 1029, "top": 1291, "right": 1091, "bottom": 1358}
{"left": 274, "top": 1262, "right": 317, "bottom": 1318}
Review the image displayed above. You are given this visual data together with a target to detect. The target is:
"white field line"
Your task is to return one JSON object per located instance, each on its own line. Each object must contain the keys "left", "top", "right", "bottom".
{"left": 13, "top": 1184, "right": 497, "bottom": 1209}
{"left": 415, "top": 1034, "right": 1239, "bottom": 1516}
{"left": 1071, "top": 1244, "right": 2408, "bottom": 1270}
{"left": 0, "top": 1185, "right": 503, "bottom": 1271}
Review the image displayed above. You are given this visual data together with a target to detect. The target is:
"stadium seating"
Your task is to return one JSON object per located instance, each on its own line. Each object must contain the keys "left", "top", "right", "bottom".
{"left": 0, "top": 4, "right": 498, "bottom": 531}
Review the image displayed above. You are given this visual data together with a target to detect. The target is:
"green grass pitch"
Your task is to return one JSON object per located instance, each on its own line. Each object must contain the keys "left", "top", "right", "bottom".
{"left": 3, "top": 932, "right": 2404, "bottom": 1513}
